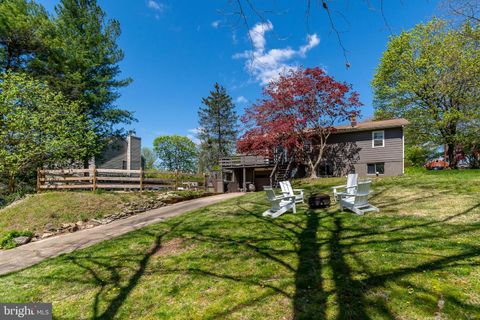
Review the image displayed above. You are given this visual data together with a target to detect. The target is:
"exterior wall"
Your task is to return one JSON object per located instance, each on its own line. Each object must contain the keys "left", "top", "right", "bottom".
{"left": 324, "top": 127, "right": 404, "bottom": 177}
{"left": 96, "top": 135, "right": 143, "bottom": 170}
{"left": 97, "top": 139, "right": 128, "bottom": 169}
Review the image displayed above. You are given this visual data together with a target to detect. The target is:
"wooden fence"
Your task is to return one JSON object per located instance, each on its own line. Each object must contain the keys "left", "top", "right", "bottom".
{"left": 37, "top": 167, "right": 207, "bottom": 192}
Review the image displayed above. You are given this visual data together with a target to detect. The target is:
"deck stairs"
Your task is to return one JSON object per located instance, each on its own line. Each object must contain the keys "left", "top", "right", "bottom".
{"left": 272, "top": 159, "right": 294, "bottom": 187}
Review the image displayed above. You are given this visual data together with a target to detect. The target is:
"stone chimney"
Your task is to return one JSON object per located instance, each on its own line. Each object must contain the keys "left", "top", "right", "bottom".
{"left": 350, "top": 115, "right": 357, "bottom": 127}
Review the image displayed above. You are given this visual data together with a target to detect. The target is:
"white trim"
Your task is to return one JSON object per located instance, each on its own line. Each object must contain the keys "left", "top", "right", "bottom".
{"left": 372, "top": 130, "right": 385, "bottom": 148}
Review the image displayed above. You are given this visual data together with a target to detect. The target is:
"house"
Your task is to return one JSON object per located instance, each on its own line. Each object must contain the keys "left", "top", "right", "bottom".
{"left": 91, "top": 134, "right": 143, "bottom": 170}
{"left": 220, "top": 118, "right": 409, "bottom": 192}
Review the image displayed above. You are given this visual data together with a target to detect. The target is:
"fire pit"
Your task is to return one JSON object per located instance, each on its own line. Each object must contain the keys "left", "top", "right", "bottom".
{"left": 308, "top": 193, "right": 331, "bottom": 209}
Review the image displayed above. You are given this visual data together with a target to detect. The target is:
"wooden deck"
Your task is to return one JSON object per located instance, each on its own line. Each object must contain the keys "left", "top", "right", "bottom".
{"left": 219, "top": 155, "right": 274, "bottom": 168}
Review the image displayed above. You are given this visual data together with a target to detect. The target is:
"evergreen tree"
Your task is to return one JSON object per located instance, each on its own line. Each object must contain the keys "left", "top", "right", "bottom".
{"left": 0, "top": 0, "right": 51, "bottom": 72}
{"left": 198, "top": 83, "right": 238, "bottom": 171}
{"left": 49, "top": 0, "right": 134, "bottom": 139}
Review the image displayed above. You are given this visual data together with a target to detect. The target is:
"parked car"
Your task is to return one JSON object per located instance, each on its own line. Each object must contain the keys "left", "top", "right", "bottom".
{"left": 425, "top": 159, "right": 449, "bottom": 170}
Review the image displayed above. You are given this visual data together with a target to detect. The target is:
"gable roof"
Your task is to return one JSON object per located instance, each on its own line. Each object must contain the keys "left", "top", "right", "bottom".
{"left": 334, "top": 118, "right": 409, "bottom": 133}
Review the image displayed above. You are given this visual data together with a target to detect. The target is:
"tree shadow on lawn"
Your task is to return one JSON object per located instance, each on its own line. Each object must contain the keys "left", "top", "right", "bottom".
{"left": 4, "top": 198, "right": 480, "bottom": 319}
{"left": 60, "top": 219, "right": 186, "bottom": 320}
{"left": 231, "top": 199, "right": 480, "bottom": 319}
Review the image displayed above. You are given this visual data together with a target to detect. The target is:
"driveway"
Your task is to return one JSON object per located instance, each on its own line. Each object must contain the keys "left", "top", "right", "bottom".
{"left": 0, "top": 192, "right": 244, "bottom": 275}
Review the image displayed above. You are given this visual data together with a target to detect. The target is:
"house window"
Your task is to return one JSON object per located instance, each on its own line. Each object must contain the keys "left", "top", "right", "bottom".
{"left": 317, "top": 163, "right": 334, "bottom": 177}
{"left": 372, "top": 130, "right": 385, "bottom": 148}
{"left": 367, "top": 163, "right": 385, "bottom": 175}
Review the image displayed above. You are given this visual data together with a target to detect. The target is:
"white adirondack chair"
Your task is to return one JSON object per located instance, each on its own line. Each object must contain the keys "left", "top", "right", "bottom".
{"left": 338, "top": 181, "right": 379, "bottom": 215}
{"left": 331, "top": 173, "right": 358, "bottom": 203}
{"left": 279, "top": 181, "right": 305, "bottom": 204}
{"left": 263, "top": 186, "right": 296, "bottom": 218}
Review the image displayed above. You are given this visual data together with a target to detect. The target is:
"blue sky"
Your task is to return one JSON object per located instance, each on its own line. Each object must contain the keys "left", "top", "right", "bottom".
{"left": 38, "top": 0, "right": 439, "bottom": 149}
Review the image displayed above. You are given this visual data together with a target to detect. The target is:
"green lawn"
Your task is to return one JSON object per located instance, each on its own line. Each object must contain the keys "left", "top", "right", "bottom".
{"left": 0, "top": 170, "right": 479, "bottom": 319}
{"left": 0, "top": 190, "right": 208, "bottom": 241}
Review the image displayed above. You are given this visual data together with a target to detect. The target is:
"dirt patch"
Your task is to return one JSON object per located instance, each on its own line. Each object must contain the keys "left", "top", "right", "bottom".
{"left": 152, "top": 238, "right": 189, "bottom": 257}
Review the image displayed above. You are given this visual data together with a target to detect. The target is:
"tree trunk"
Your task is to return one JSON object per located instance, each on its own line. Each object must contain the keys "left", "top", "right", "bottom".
{"left": 8, "top": 174, "right": 15, "bottom": 194}
{"left": 447, "top": 143, "right": 457, "bottom": 168}
{"left": 307, "top": 159, "right": 318, "bottom": 179}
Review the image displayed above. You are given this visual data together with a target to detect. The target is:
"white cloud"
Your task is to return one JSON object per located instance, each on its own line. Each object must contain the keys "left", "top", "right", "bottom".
{"left": 235, "top": 96, "right": 248, "bottom": 104}
{"left": 233, "top": 21, "right": 320, "bottom": 85}
{"left": 299, "top": 34, "right": 320, "bottom": 56}
{"left": 147, "top": 0, "right": 165, "bottom": 12}
{"left": 187, "top": 134, "right": 200, "bottom": 145}
{"left": 188, "top": 128, "right": 203, "bottom": 135}
{"left": 211, "top": 20, "right": 221, "bottom": 28}
{"left": 186, "top": 128, "right": 203, "bottom": 145}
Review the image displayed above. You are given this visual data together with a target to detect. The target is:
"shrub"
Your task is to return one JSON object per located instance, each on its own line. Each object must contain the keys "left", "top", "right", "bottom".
{"left": 0, "top": 230, "right": 34, "bottom": 249}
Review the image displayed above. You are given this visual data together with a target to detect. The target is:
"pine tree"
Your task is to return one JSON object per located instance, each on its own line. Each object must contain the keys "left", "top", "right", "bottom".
{"left": 49, "top": 0, "right": 134, "bottom": 139}
{"left": 0, "top": 0, "right": 51, "bottom": 72}
{"left": 198, "top": 83, "right": 238, "bottom": 171}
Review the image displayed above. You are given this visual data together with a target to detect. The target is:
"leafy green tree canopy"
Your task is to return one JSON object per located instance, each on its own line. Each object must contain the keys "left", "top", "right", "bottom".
{"left": 372, "top": 19, "right": 480, "bottom": 167}
{"left": 153, "top": 135, "right": 197, "bottom": 173}
{"left": 141, "top": 147, "right": 157, "bottom": 170}
{"left": 0, "top": 72, "right": 97, "bottom": 192}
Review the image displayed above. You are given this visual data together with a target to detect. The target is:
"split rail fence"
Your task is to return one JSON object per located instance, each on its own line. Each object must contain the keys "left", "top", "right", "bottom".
{"left": 37, "top": 168, "right": 207, "bottom": 192}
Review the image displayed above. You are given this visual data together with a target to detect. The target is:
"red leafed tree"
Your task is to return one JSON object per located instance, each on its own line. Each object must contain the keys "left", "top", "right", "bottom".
{"left": 238, "top": 67, "right": 362, "bottom": 178}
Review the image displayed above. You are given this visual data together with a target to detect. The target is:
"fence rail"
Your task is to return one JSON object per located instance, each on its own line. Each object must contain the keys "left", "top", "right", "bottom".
{"left": 37, "top": 167, "right": 206, "bottom": 192}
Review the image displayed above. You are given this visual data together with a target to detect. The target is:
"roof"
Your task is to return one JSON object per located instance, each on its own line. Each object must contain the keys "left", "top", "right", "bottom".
{"left": 334, "top": 118, "right": 409, "bottom": 133}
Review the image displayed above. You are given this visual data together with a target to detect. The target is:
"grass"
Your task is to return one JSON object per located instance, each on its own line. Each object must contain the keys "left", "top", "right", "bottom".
{"left": 0, "top": 170, "right": 479, "bottom": 319}
{"left": 0, "top": 190, "right": 208, "bottom": 240}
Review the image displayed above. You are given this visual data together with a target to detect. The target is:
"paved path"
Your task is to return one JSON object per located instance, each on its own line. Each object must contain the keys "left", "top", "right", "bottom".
{"left": 0, "top": 193, "right": 244, "bottom": 276}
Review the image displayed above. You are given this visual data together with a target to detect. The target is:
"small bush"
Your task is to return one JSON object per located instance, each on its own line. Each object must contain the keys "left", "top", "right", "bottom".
{"left": 0, "top": 230, "right": 34, "bottom": 249}
{"left": 95, "top": 189, "right": 106, "bottom": 195}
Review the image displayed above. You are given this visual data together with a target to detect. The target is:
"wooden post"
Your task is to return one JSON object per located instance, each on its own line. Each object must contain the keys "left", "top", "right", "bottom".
{"left": 92, "top": 165, "right": 97, "bottom": 193}
{"left": 36, "top": 168, "right": 41, "bottom": 192}
{"left": 243, "top": 166, "right": 246, "bottom": 192}
{"left": 139, "top": 168, "right": 143, "bottom": 192}
{"left": 175, "top": 171, "right": 179, "bottom": 191}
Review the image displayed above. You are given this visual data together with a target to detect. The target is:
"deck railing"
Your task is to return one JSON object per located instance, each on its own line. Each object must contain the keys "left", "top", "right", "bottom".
{"left": 219, "top": 155, "right": 273, "bottom": 167}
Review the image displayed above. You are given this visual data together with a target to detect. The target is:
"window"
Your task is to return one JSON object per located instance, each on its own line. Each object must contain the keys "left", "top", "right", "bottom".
{"left": 372, "top": 130, "right": 385, "bottom": 148}
{"left": 317, "top": 163, "right": 334, "bottom": 177}
{"left": 367, "top": 163, "right": 385, "bottom": 175}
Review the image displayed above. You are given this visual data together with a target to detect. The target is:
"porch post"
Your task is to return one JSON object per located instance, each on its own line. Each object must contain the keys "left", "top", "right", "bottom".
{"left": 243, "top": 166, "right": 246, "bottom": 192}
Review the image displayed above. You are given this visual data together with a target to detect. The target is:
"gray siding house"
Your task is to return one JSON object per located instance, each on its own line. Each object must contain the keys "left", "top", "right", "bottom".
{"left": 220, "top": 118, "right": 408, "bottom": 192}
{"left": 92, "top": 134, "right": 143, "bottom": 170}
{"left": 323, "top": 118, "right": 408, "bottom": 177}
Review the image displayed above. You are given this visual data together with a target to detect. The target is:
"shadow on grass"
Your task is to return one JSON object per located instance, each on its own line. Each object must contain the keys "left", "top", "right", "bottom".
{"left": 293, "top": 210, "right": 326, "bottom": 319}
{"left": 65, "top": 220, "right": 185, "bottom": 320}
{"left": 4, "top": 196, "right": 480, "bottom": 319}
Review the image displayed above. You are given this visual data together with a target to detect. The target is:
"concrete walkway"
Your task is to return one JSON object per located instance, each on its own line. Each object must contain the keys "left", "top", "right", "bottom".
{"left": 0, "top": 193, "right": 243, "bottom": 276}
